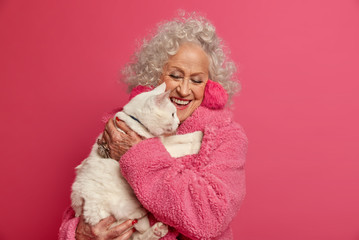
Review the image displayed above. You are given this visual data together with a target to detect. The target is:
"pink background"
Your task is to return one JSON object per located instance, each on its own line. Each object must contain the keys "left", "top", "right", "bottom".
{"left": 1, "top": 0, "right": 358, "bottom": 239}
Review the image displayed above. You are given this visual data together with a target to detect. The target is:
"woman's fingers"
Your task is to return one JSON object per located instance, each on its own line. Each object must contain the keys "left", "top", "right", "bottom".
{"left": 105, "top": 119, "right": 121, "bottom": 140}
{"left": 101, "top": 117, "right": 143, "bottom": 160}
{"left": 105, "top": 119, "right": 130, "bottom": 141}
{"left": 108, "top": 219, "right": 135, "bottom": 239}
{"left": 113, "top": 228, "right": 135, "bottom": 240}
{"left": 96, "top": 215, "right": 117, "bottom": 229}
{"left": 102, "top": 130, "right": 111, "bottom": 146}
{"left": 81, "top": 216, "right": 136, "bottom": 240}
{"left": 114, "top": 118, "right": 132, "bottom": 134}
{"left": 76, "top": 216, "right": 96, "bottom": 239}
{"left": 105, "top": 118, "right": 141, "bottom": 141}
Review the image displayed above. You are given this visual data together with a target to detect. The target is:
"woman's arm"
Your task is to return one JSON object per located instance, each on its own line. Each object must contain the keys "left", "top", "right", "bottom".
{"left": 59, "top": 207, "right": 80, "bottom": 240}
{"left": 119, "top": 122, "right": 248, "bottom": 239}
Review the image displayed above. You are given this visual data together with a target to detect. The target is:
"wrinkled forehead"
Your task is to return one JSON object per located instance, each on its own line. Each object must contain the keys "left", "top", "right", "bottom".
{"left": 165, "top": 43, "right": 209, "bottom": 74}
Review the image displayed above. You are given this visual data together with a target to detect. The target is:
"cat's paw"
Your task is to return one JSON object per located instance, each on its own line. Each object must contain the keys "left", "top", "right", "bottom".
{"left": 152, "top": 222, "right": 168, "bottom": 238}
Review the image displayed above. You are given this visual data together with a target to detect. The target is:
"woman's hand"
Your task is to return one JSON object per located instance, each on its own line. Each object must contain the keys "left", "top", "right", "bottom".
{"left": 101, "top": 118, "right": 143, "bottom": 161}
{"left": 76, "top": 216, "right": 136, "bottom": 240}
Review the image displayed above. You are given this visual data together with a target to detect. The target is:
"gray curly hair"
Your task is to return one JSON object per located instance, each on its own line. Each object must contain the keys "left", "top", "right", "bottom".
{"left": 122, "top": 12, "right": 240, "bottom": 101}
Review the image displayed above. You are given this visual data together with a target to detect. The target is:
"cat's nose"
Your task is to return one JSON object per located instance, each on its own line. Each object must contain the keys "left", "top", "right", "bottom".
{"left": 166, "top": 125, "right": 177, "bottom": 133}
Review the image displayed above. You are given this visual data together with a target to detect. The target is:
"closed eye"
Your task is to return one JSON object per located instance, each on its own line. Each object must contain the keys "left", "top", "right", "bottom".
{"left": 191, "top": 79, "right": 203, "bottom": 84}
{"left": 170, "top": 74, "right": 182, "bottom": 79}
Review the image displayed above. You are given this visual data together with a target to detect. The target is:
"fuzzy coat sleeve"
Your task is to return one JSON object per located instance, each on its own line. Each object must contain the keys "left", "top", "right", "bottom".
{"left": 58, "top": 207, "right": 79, "bottom": 240}
{"left": 119, "top": 108, "right": 248, "bottom": 240}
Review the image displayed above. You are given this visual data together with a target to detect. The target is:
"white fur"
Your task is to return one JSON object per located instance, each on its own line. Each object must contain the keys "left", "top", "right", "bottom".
{"left": 160, "top": 131, "right": 203, "bottom": 158}
{"left": 71, "top": 83, "right": 203, "bottom": 239}
{"left": 117, "top": 83, "right": 179, "bottom": 138}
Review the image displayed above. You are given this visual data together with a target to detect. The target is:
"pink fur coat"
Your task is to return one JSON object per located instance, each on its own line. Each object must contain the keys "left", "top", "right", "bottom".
{"left": 59, "top": 80, "right": 248, "bottom": 240}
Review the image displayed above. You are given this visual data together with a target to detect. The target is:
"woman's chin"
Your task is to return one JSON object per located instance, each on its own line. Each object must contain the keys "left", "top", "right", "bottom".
{"left": 176, "top": 100, "right": 201, "bottom": 122}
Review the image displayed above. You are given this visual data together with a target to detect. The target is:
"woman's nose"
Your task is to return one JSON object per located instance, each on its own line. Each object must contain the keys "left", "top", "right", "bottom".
{"left": 177, "top": 79, "right": 190, "bottom": 97}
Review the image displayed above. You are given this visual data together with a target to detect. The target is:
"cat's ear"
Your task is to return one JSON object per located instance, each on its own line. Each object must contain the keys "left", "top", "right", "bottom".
{"left": 154, "top": 90, "right": 171, "bottom": 107}
{"left": 151, "top": 82, "right": 167, "bottom": 94}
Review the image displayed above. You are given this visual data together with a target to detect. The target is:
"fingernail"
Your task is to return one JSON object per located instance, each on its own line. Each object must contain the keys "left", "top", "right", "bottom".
{"left": 132, "top": 219, "right": 138, "bottom": 225}
{"left": 115, "top": 116, "right": 120, "bottom": 121}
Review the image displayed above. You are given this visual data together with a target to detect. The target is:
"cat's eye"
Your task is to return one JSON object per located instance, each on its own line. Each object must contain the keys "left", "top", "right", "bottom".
{"left": 172, "top": 113, "right": 175, "bottom": 117}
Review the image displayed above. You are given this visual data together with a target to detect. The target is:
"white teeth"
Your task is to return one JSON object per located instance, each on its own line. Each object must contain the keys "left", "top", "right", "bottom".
{"left": 171, "top": 98, "right": 190, "bottom": 105}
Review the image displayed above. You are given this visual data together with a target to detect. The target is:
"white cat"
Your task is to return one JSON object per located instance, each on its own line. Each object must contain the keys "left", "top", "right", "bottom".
{"left": 71, "top": 83, "right": 203, "bottom": 240}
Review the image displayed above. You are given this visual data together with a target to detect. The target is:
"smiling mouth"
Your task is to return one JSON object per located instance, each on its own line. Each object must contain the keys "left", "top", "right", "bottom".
{"left": 171, "top": 97, "right": 191, "bottom": 109}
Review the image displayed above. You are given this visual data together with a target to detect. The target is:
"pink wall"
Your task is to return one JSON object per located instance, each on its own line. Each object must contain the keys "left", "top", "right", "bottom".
{"left": 1, "top": 0, "right": 358, "bottom": 239}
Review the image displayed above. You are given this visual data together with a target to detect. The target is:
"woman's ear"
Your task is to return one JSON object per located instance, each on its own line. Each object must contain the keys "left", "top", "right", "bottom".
{"left": 201, "top": 79, "right": 228, "bottom": 109}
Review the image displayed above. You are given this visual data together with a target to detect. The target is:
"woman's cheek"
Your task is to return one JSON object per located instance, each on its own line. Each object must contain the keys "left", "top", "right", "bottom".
{"left": 195, "top": 85, "right": 206, "bottom": 101}
{"left": 164, "top": 78, "right": 178, "bottom": 91}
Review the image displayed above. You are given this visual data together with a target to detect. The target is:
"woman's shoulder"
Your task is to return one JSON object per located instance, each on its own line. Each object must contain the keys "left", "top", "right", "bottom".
{"left": 196, "top": 106, "right": 233, "bottom": 123}
{"left": 178, "top": 106, "right": 242, "bottom": 134}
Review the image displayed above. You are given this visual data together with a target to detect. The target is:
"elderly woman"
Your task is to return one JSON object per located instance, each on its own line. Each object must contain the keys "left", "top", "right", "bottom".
{"left": 59, "top": 13, "right": 248, "bottom": 240}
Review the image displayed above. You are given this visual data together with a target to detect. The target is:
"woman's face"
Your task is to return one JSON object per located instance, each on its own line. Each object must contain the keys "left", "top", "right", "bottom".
{"left": 160, "top": 42, "right": 209, "bottom": 123}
